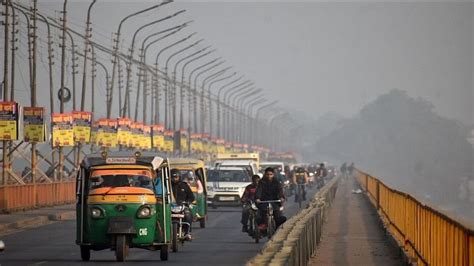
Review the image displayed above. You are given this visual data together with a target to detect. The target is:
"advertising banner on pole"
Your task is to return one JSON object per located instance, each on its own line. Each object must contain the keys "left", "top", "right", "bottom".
{"left": 23, "top": 107, "right": 45, "bottom": 142}
{"left": 179, "top": 128, "right": 188, "bottom": 153}
{"left": 152, "top": 124, "right": 164, "bottom": 150}
{"left": 142, "top": 125, "right": 152, "bottom": 150}
{"left": 117, "top": 117, "right": 131, "bottom": 146}
{"left": 216, "top": 138, "right": 225, "bottom": 154}
{"left": 72, "top": 111, "right": 92, "bottom": 143}
{"left": 164, "top": 130, "right": 174, "bottom": 152}
{"left": 51, "top": 113, "right": 74, "bottom": 147}
{"left": 0, "top": 101, "right": 19, "bottom": 140}
{"left": 130, "top": 122, "right": 143, "bottom": 148}
{"left": 96, "top": 119, "right": 118, "bottom": 148}
{"left": 190, "top": 133, "right": 202, "bottom": 153}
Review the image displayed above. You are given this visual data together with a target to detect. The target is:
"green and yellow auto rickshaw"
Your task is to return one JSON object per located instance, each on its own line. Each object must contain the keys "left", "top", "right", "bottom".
{"left": 169, "top": 158, "right": 208, "bottom": 228}
{"left": 76, "top": 151, "right": 172, "bottom": 262}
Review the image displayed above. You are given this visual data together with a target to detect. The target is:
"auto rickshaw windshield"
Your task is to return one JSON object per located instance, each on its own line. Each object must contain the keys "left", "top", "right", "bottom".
{"left": 89, "top": 169, "right": 154, "bottom": 191}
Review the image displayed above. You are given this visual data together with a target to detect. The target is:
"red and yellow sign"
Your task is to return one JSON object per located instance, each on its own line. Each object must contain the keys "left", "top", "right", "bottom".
{"left": 142, "top": 125, "right": 152, "bottom": 150}
{"left": 72, "top": 111, "right": 92, "bottom": 143}
{"left": 96, "top": 119, "right": 117, "bottom": 148}
{"left": 51, "top": 113, "right": 74, "bottom": 147}
{"left": 190, "top": 133, "right": 203, "bottom": 153}
{"left": 179, "top": 128, "right": 188, "bottom": 152}
{"left": 0, "top": 102, "right": 19, "bottom": 140}
{"left": 23, "top": 107, "right": 45, "bottom": 142}
{"left": 164, "top": 130, "right": 174, "bottom": 152}
{"left": 117, "top": 117, "right": 131, "bottom": 146}
{"left": 130, "top": 122, "right": 143, "bottom": 148}
{"left": 152, "top": 124, "right": 164, "bottom": 150}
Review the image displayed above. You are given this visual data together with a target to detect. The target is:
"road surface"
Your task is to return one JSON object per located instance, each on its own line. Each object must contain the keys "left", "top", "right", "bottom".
{"left": 0, "top": 187, "right": 318, "bottom": 266}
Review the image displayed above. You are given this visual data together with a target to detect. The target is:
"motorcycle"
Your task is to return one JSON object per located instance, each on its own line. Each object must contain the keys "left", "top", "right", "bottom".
{"left": 170, "top": 202, "right": 192, "bottom": 252}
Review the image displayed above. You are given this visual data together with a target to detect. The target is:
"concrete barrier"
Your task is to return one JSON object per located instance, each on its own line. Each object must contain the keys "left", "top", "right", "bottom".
{"left": 247, "top": 176, "right": 340, "bottom": 266}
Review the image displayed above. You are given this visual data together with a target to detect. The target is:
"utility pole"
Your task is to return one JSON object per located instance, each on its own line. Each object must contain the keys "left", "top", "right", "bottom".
{"left": 30, "top": 0, "right": 38, "bottom": 203}
{"left": 80, "top": 0, "right": 96, "bottom": 111}
{"left": 58, "top": 0, "right": 68, "bottom": 181}
{"left": 9, "top": 3, "right": 16, "bottom": 100}
{"left": 2, "top": 0, "right": 10, "bottom": 186}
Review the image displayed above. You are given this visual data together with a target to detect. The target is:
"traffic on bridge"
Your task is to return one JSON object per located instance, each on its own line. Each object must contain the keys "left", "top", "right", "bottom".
{"left": 0, "top": 1, "right": 473, "bottom": 265}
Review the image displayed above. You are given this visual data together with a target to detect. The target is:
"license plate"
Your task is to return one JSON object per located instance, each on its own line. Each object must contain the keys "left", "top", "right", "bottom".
{"left": 171, "top": 214, "right": 185, "bottom": 218}
{"left": 219, "top": 196, "right": 235, "bottom": 201}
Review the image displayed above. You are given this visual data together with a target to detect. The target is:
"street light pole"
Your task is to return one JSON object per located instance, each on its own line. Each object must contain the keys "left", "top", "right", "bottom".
{"left": 227, "top": 87, "right": 256, "bottom": 141}
{"left": 191, "top": 60, "right": 225, "bottom": 133}
{"left": 222, "top": 82, "right": 253, "bottom": 140}
{"left": 164, "top": 38, "right": 204, "bottom": 129}
{"left": 108, "top": 1, "right": 170, "bottom": 118}
{"left": 199, "top": 67, "right": 232, "bottom": 133}
{"left": 179, "top": 49, "right": 216, "bottom": 129}
{"left": 252, "top": 100, "right": 277, "bottom": 145}
{"left": 233, "top": 88, "right": 262, "bottom": 142}
{"left": 154, "top": 32, "right": 197, "bottom": 124}
{"left": 206, "top": 72, "right": 237, "bottom": 136}
{"left": 171, "top": 45, "right": 211, "bottom": 131}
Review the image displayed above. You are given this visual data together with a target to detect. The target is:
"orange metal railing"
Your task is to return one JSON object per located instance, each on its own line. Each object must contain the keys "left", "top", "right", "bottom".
{"left": 355, "top": 170, "right": 474, "bottom": 266}
{"left": 0, "top": 182, "right": 76, "bottom": 212}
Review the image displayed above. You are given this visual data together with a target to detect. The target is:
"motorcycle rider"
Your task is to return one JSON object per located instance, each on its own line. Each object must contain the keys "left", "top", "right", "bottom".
{"left": 240, "top": 174, "right": 260, "bottom": 232}
{"left": 171, "top": 169, "right": 195, "bottom": 240}
{"left": 293, "top": 167, "right": 308, "bottom": 202}
{"left": 256, "top": 167, "right": 286, "bottom": 229}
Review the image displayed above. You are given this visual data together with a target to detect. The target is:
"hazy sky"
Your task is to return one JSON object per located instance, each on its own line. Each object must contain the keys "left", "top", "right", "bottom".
{"left": 4, "top": 1, "right": 473, "bottom": 124}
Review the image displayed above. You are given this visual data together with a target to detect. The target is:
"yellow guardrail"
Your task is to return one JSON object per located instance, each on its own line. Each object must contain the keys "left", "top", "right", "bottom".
{"left": 247, "top": 176, "right": 339, "bottom": 266}
{"left": 355, "top": 170, "right": 474, "bottom": 266}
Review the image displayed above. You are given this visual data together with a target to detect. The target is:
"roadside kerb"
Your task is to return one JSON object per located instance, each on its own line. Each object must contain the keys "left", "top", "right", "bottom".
{"left": 247, "top": 176, "right": 340, "bottom": 266}
{"left": 0, "top": 209, "right": 75, "bottom": 234}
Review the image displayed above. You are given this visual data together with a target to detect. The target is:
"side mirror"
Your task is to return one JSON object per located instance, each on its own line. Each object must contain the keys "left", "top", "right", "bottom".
{"left": 90, "top": 176, "right": 100, "bottom": 182}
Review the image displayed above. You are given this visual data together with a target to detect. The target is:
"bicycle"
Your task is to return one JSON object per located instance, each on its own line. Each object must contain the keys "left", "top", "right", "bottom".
{"left": 295, "top": 183, "right": 306, "bottom": 208}
{"left": 258, "top": 200, "right": 282, "bottom": 239}
{"left": 245, "top": 201, "right": 260, "bottom": 243}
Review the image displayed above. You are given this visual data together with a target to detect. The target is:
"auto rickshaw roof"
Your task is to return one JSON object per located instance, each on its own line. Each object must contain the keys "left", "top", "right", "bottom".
{"left": 168, "top": 158, "right": 205, "bottom": 169}
{"left": 81, "top": 151, "right": 165, "bottom": 170}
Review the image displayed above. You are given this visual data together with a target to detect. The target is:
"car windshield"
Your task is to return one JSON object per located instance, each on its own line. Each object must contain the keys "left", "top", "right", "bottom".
{"left": 208, "top": 169, "right": 251, "bottom": 182}
{"left": 89, "top": 169, "right": 154, "bottom": 191}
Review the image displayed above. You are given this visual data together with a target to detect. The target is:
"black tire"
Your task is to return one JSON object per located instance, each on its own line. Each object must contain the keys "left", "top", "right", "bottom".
{"left": 115, "top": 235, "right": 128, "bottom": 262}
{"left": 80, "top": 246, "right": 90, "bottom": 261}
{"left": 298, "top": 186, "right": 303, "bottom": 209}
{"left": 253, "top": 217, "right": 260, "bottom": 244}
{"left": 267, "top": 216, "right": 276, "bottom": 239}
{"left": 160, "top": 245, "right": 169, "bottom": 261}
{"left": 199, "top": 217, "right": 206, "bottom": 228}
{"left": 172, "top": 223, "right": 178, "bottom": 253}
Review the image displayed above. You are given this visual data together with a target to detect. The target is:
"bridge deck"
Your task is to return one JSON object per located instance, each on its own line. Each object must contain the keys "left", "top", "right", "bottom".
{"left": 309, "top": 177, "right": 404, "bottom": 266}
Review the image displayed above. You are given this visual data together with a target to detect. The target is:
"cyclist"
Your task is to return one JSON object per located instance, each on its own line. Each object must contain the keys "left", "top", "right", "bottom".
{"left": 348, "top": 162, "right": 355, "bottom": 176}
{"left": 340, "top": 163, "right": 347, "bottom": 178}
{"left": 316, "top": 163, "right": 328, "bottom": 188}
{"left": 293, "top": 167, "right": 308, "bottom": 202}
{"left": 240, "top": 174, "right": 260, "bottom": 232}
{"left": 256, "top": 167, "right": 286, "bottom": 229}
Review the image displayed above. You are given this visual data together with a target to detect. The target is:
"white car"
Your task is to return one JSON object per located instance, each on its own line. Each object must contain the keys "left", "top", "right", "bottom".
{"left": 214, "top": 160, "right": 259, "bottom": 176}
{"left": 207, "top": 167, "right": 252, "bottom": 207}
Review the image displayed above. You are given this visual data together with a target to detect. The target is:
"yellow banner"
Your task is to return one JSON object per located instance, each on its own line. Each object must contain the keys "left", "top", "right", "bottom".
{"left": 117, "top": 118, "right": 131, "bottom": 146}
{"left": 0, "top": 102, "right": 19, "bottom": 140}
{"left": 142, "top": 125, "right": 152, "bottom": 150}
{"left": 152, "top": 124, "right": 164, "bottom": 150}
{"left": 72, "top": 111, "right": 92, "bottom": 143}
{"left": 130, "top": 122, "right": 143, "bottom": 148}
{"left": 96, "top": 119, "right": 118, "bottom": 148}
{"left": 164, "top": 130, "right": 174, "bottom": 152}
{"left": 51, "top": 113, "right": 74, "bottom": 147}
{"left": 23, "top": 107, "right": 45, "bottom": 142}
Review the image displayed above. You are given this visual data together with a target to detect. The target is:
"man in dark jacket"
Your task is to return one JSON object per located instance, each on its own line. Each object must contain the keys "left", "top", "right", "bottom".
{"left": 256, "top": 167, "right": 286, "bottom": 228}
{"left": 171, "top": 169, "right": 195, "bottom": 239}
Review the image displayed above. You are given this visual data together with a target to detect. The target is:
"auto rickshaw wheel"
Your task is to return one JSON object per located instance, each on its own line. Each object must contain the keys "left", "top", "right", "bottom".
{"left": 172, "top": 223, "right": 178, "bottom": 252}
{"left": 115, "top": 235, "right": 129, "bottom": 262}
{"left": 160, "top": 245, "right": 169, "bottom": 261}
{"left": 80, "top": 246, "right": 90, "bottom": 261}
{"left": 199, "top": 218, "right": 206, "bottom": 228}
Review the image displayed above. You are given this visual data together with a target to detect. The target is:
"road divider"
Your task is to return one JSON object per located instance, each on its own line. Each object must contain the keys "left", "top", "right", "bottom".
{"left": 247, "top": 176, "right": 339, "bottom": 266}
